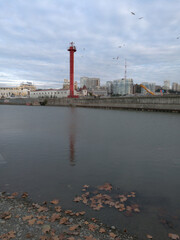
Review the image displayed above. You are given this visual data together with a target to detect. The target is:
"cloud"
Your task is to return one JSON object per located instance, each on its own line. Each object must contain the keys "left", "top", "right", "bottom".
{"left": 0, "top": 0, "right": 180, "bottom": 88}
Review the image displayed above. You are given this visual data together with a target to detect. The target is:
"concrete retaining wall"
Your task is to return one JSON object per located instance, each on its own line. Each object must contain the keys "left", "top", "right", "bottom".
{"left": 1, "top": 95, "right": 180, "bottom": 112}
{"left": 46, "top": 95, "right": 180, "bottom": 112}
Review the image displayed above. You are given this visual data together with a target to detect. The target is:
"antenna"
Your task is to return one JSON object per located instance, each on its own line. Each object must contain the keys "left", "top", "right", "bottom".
{"left": 124, "top": 59, "right": 127, "bottom": 80}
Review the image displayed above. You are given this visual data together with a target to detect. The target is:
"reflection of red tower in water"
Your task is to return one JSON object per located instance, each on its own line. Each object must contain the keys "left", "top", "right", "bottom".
{"left": 68, "top": 42, "right": 78, "bottom": 98}
{"left": 70, "top": 132, "right": 75, "bottom": 166}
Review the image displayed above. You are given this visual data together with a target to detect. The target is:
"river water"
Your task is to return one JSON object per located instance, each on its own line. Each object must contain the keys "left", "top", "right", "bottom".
{"left": 0, "top": 105, "right": 180, "bottom": 239}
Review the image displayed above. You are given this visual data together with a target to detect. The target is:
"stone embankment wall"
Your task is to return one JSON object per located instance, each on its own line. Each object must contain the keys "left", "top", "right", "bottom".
{"left": 0, "top": 95, "right": 180, "bottom": 112}
{"left": 46, "top": 95, "right": 180, "bottom": 112}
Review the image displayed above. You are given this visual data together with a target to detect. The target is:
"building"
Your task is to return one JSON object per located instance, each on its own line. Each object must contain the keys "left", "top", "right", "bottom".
{"left": 112, "top": 78, "right": 133, "bottom": 95}
{"left": 163, "top": 80, "right": 170, "bottom": 90}
{"left": 92, "top": 87, "right": 107, "bottom": 97}
{"left": 80, "top": 77, "right": 100, "bottom": 90}
{"left": 141, "top": 82, "right": 155, "bottom": 94}
{"left": 0, "top": 82, "right": 36, "bottom": 98}
{"left": 106, "top": 81, "right": 112, "bottom": 95}
{"left": 30, "top": 89, "right": 72, "bottom": 98}
{"left": 133, "top": 84, "right": 141, "bottom": 94}
{"left": 172, "top": 82, "right": 179, "bottom": 92}
{"left": 63, "top": 79, "right": 78, "bottom": 90}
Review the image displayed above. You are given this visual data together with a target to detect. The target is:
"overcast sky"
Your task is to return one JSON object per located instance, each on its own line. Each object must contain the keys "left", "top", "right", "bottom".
{"left": 0, "top": 0, "right": 180, "bottom": 88}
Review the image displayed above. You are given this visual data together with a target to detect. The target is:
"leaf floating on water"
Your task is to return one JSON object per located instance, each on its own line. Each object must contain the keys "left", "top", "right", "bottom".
{"left": 12, "top": 192, "right": 18, "bottom": 197}
{"left": 98, "top": 183, "right": 112, "bottom": 191}
{"left": 50, "top": 199, "right": 59, "bottom": 205}
{"left": 83, "top": 185, "right": 89, "bottom": 188}
{"left": 73, "top": 196, "right": 82, "bottom": 202}
{"left": 147, "top": 234, "right": 153, "bottom": 239}
{"left": 21, "top": 192, "right": 28, "bottom": 198}
{"left": 168, "top": 233, "right": 180, "bottom": 239}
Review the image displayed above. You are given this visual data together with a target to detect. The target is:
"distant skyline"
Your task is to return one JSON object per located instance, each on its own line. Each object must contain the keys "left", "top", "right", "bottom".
{"left": 0, "top": 0, "right": 180, "bottom": 88}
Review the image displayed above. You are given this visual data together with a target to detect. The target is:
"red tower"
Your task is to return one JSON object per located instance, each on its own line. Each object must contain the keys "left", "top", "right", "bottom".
{"left": 68, "top": 42, "right": 78, "bottom": 98}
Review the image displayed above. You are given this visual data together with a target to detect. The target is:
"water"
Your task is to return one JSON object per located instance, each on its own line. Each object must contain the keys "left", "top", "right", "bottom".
{"left": 0, "top": 105, "right": 180, "bottom": 239}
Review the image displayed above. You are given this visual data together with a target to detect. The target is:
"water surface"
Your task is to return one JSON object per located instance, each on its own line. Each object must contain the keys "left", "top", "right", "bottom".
{"left": 0, "top": 105, "right": 180, "bottom": 239}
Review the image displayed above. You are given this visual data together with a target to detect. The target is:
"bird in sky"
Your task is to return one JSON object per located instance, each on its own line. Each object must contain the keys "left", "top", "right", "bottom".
{"left": 117, "top": 56, "right": 119, "bottom": 60}
{"left": 139, "top": 17, "right": 143, "bottom": 20}
{"left": 177, "top": 36, "right": 179, "bottom": 39}
{"left": 131, "top": 12, "right": 135, "bottom": 15}
{"left": 118, "top": 46, "right": 121, "bottom": 48}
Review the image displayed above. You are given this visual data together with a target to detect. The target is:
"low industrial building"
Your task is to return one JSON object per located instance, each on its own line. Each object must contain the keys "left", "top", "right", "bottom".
{"left": 0, "top": 82, "right": 36, "bottom": 98}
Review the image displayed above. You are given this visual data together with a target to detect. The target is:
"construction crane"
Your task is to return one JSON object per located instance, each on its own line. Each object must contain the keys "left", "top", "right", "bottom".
{"left": 140, "top": 84, "right": 155, "bottom": 96}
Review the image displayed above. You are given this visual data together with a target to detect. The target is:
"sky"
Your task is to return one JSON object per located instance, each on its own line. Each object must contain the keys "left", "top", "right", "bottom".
{"left": 0, "top": 0, "right": 180, "bottom": 89}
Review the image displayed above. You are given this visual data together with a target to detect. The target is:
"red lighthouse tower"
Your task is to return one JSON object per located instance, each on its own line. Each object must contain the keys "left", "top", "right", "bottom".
{"left": 68, "top": 42, "right": 78, "bottom": 98}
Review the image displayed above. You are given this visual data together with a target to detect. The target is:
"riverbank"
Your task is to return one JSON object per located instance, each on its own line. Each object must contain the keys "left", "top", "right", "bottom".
{"left": 0, "top": 95, "right": 180, "bottom": 113}
{"left": 0, "top": 192, "right": 136, "bottom": 240}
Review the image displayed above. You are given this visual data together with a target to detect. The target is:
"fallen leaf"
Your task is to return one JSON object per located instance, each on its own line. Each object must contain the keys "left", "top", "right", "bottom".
{"left": 67, "top": 237, "right": 75, "bottom": 240}
{"left": 84, "top": 235, "right": 96, "bottom": 240}
{"left": 50, "top": 213, "right": 61, "bottom": 222}
{"left": 50, "top": 199, "right": 59, "bottom": 205}
{"left": 12, "top": 192, "right": 18, "bottom": 196}
{"left": 22, "top": 215, "right": 33, "bottom": 221}
{"left": 58, "top": 233, "right": 65, "bottom": 240}
{"left": 99, "top": 228, "right": 106, "bottom": 233}
{"left": 59, "top": 217, "right": 69, "bottom": 225}
{"left": 55, "top": 206, "right": 62, "bottom": 212}
{"left": 168, "top": 233, "right": 179, "bottom": 239}
{"left": 98, "top": 183, "right": 112, "bottom": 191}
{"left": 21, "top": 192, "right": 28, "bottom": 198}
{"left": 8, "top": 231, "right": 16, "bottom": 238}
{"left": 147, "top": 234, "right": 153, "bottom": 239}
{"left": 73, "top": 196, "right": 82, "bottom": 202}
{"left": 37, "top": 206, "right": 48, "bottom": 212}
{"left": 42, "top": 224, "right": 51, "bottom": 234}
{"left": 26, "top": 233, "right": 34, "bottom": 238}
{"left": 134, "top": 208, "right": 140, "bottom": 213}
{"left": 69, "top": 225, "right": 79, "bottom": 231}
{"left": 109, "top": 232, "right": 117, "bottom": 238}
{"left": 28, "top": 218, "right": 36, "bottom": 225}
{"left": 37, "top": 220, "right": 44, "bottom": 225}
{"left": 88, "top": 224, "right": 97, "bottom": 232}
{"left": 1, "top": 212, "right": 11, "bottom": 220}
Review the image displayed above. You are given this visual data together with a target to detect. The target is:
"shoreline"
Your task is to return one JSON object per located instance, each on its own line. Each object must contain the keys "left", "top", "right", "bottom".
{"left": 0, "top": 192, "right": 137, "bottom": 240}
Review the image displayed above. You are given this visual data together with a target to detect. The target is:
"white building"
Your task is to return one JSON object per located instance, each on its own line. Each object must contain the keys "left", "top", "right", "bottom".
{"left": 172, "top": 82, "right": 179, "bottom": 92}
{"left": 112, "top": 79, "right": 133, "bottom": 95}
{"left": 30, "top": 89, "right": 84, "bottom": 98}
{"left": 163, "top": 80, "right": 170, "bottom": 90}
{"left": 106, "top": 81, "right": 112, "bottom": 95}
{"left": 30, "top": 89, "right": 70, "bottom": 98}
